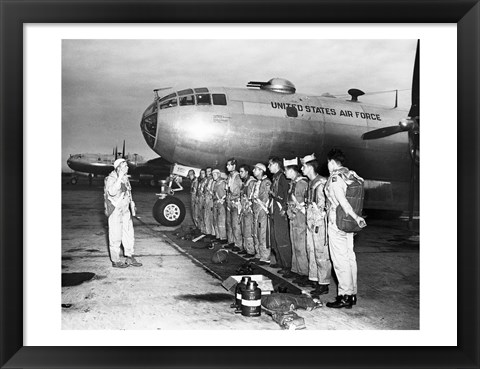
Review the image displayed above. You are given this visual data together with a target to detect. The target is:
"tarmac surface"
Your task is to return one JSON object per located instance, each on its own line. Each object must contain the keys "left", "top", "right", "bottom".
{"left": 61, "top": 176, "right": 419, "bottom": 330}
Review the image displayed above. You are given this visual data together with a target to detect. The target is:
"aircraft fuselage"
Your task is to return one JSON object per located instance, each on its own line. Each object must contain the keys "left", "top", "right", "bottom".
{"left": 142, "top": 87, "right": 409, "bottom": 179}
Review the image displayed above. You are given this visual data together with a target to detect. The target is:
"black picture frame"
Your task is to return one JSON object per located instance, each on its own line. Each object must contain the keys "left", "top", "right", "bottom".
{"left": 1, "top": 1, "right": 478, "bottom": 368}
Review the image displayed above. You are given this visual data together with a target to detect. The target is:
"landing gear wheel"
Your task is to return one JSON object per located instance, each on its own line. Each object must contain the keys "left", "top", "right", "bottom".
{"left": 152, "top": 196, "right": 186, "bottom": 226}
{"left": 71, "top": 177, "right": 78, "bottom": 185}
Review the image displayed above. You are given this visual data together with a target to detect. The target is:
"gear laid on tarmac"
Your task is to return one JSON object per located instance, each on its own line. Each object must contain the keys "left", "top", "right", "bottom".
{"left": 166, "top": 226, "right": 302, "bottom": 294}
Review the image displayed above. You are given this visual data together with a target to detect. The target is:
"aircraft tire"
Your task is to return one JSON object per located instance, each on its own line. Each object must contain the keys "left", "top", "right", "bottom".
{"left": 71, "top": 177, "right": 78, "bottom": 185}
{"left": 152, "top": 196, "right": 185, "bottom": 226}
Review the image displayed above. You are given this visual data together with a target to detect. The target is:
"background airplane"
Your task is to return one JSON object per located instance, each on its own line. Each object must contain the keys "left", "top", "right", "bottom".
{"left": 140, "top": 43, "right": 419, "bottom": 226}
{"left": 66, "top": 140, "right": 171, "bottom": 185}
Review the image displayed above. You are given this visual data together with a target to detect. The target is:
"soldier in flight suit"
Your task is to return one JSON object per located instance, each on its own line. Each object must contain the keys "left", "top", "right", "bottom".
{"left": 252, "top": 163, "right": 272, "bottom": 265}
{"left": 212, "top": 169, "right": 227, "bottom": 242}
{"left": 239, "top": 164, "right": 257, "bottom": 258}
{"left": 268, "top": 156, "right": 293, "bottom": 277}
{"left": 104, "top": 158, "right": 142, "bottom": 268}
{"left": 284, "top": 157, "right": 309, "bottom": 284}
{"left": 187, "top": 169, "right": 199, "bottom": 229}
{"left": 225, "top": 158, "right": 243, "bottom": 252}
{"left": 203, "top": 167, "right": 216, "bottom": 239}
{"left": 324, "top": 148, "right": 366, "bottom": 309}
{"left": 301, "top": 153, "right": 331, "bottom": 296}
{"left": 196, "top": 169, "right": 207, "bottom": 234}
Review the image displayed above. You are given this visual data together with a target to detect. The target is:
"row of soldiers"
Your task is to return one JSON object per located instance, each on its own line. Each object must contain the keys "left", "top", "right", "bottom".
{"left": 187, "top": 148, "right": 366, "bottom": 309}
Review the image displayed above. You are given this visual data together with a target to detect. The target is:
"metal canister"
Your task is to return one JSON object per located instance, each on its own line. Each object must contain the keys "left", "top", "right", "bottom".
{"left": 241, "top": 280, "right": 262, "bottom": 317}
{"left": 232, "top": 276, "right": 251, "bottom": 312}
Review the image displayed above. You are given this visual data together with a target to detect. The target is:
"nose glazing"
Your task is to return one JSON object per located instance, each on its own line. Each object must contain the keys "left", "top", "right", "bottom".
{"left": 140, "top": 107, "right": 157, "bottom": 149}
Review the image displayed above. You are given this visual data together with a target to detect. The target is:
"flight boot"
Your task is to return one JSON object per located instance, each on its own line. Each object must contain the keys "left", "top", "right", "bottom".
{"left": 112, "top": 261, "right": 128, "bottom": 268}
{"left": 292, "top": 275, "right": 309, "bottom": 285}
{"left": 326, "top": 295, "right": 353, "bottom": 309}
{"left": 126, "top": 256, "right": 143, "bottom": 267}
{"left": 297, "top": 279, "right": 317, "bottom": 288}
{"left": 310, "top": 284, "right": 329, "bottom": 296}
{"left": 281, "top": 270, "right": 298, "bottom": 279}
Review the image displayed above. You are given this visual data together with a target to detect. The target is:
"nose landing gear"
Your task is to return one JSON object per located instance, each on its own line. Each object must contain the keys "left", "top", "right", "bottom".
{"left": 153, "top": 196, "right": 185, "bottom": 226}
{"left": 152, "top": 177, "right": 186, "bottom": 226}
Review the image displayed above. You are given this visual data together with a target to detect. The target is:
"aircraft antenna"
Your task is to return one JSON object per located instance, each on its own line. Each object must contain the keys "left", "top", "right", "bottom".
{"left": 247, "top": 81, "right": 268, "bottom": 89}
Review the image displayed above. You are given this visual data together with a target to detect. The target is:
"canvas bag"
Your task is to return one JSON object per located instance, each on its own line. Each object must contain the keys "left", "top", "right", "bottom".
{"left": 104, "top": 176, "right": 116, "bottom": 217}
{"left": 335, "top": 169, "right": 365, "bottom": 232}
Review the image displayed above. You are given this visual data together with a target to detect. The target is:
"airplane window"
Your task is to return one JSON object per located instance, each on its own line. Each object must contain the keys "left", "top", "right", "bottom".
{"left": 159, "top": 97, "right": 178, "bottom": 110}
{"left": 144, "top": 102, "right": 157, "bottom": 116}
{"left": 196, "top": 94, "right": 211, "bottom": 105}
{"left": 159, "top": 93, "right": 176, "bottom": 102}
{"left": 194, "top": 88, "right": 209, "bottom": 93}
{"left": 212, "top": 94, "right": 227, "bottom": 106}
{"left": 179, "top": 95, "right": 195, "bottom": 106}
{"left": 178, "top": 89, "right": 194, "bottom": 96}
{"left": 143, "top": 114, "right": 157, "bottom": 134}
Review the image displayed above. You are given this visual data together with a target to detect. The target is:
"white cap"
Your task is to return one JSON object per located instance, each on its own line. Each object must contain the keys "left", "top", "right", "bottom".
{"left": 283, "top": 157, "right": 298, "bottom": 167}
{"left": 114, "top": 158, "right": 126, "bottom": 169}
{"left": 300, "top": 153, "right": 316, "bottom": 165}
{"left": 254, "top": 163, "right": 266, "bottom": 172}
{"left": 212, "top": 169, "right": 221, "bottom": 175}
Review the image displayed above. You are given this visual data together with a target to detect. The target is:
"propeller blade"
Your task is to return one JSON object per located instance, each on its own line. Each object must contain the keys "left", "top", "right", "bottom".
{"left": 115, "top": 146, "right": 118, "bottom": 158}
{"left": 122, "top": 140, "right": 126, "bottom": 159}
{"left": 408, "top": 40, "right": 420, "bottom": 119}
{"left": 361, "top": 125, "right": 405, "bottom": 140}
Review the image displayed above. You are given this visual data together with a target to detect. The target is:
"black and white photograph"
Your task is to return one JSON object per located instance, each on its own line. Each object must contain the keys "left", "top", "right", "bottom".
{"left": 60, "top": 38, "right": 420, "bottom": 331}
{"left": 1, "top": 0, "right": 476, "bottom": 364}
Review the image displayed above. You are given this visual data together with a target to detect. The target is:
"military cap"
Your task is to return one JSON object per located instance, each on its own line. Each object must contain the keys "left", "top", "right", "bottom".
{"left": 254, "top": 163, "right": 266, "bottom": 172}
{"left": 114, "top": 158, "right": 126, "bottom": 169}
{"left": 300, "top": 153, "right": 316, "bottom": 165}
{"left": 283, "top": 157, "right": 298, "bottom": 167}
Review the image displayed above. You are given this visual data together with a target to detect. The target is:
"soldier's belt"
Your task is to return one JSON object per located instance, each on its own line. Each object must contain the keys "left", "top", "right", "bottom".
{"left": 254, "top": 198, "right": 269, "bottom": 213}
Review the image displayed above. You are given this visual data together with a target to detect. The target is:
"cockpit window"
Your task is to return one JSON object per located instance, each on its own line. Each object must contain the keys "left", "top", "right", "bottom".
{"left": 178, "top": 89, "right": 194, "bottom": 96}
{"left": 158, "top": 93, "right": 177, "bottom": 109}
{"left": 179, "top": 95, "right": 195, "bottom": 106}
{"left": 143, "top": 102, "right": 157, "bottom": 117}
{"left": 196, "top": 94, "right": 211, "bottom": 105}
{"left": 159, "top": 97, "right": 178, "bottom": 110}
{"left": 194, "top": 88, "right": 209, "bottom": 93}
{"left": 212, "top": 94, "right": 227, "bottom": 106}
